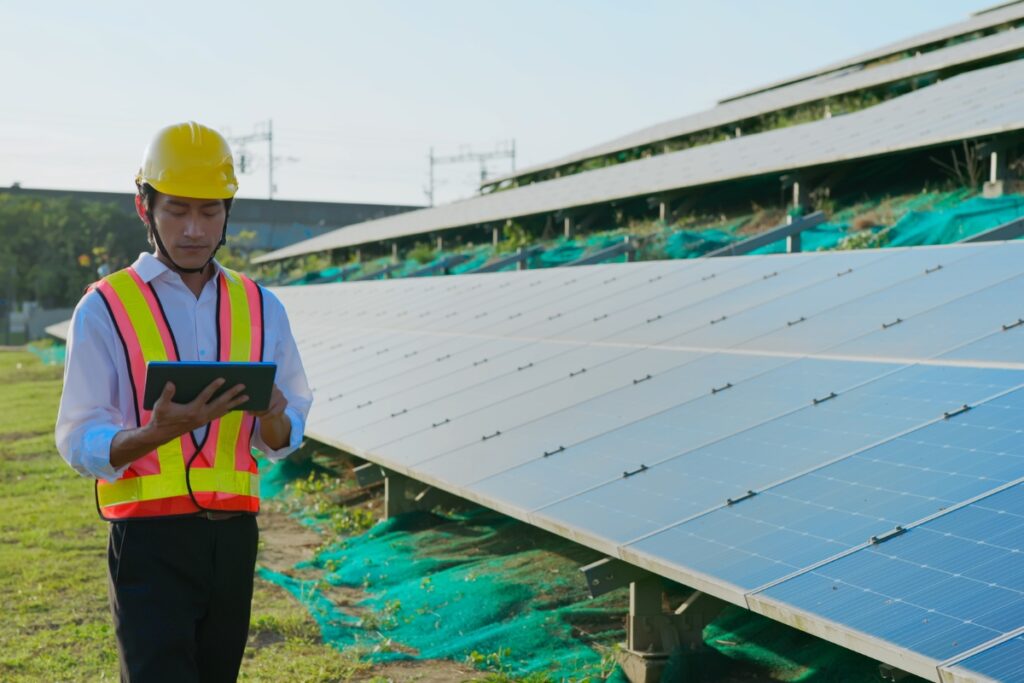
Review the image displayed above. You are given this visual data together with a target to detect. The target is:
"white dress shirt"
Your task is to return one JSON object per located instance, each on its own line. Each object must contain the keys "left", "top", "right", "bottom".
{"left": 55, "top": 253, "right": 312, "bottom": 482}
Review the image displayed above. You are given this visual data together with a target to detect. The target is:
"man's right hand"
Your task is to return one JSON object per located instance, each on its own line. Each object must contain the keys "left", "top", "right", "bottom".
{"left": 109, "top": 379, "right": 248, "bottom": 469}
{"left": 146, "top": 379, "right": 249, "bottom": 444}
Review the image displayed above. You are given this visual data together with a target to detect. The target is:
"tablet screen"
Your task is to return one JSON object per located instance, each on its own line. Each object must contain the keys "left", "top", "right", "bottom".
{"left": 143, "top": 361, "right": 277, "bottom": 412}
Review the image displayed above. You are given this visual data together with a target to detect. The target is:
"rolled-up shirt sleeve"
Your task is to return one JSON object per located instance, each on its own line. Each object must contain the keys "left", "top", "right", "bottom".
{"left": 251, "top": 289, "right": 312, "bottom": 461}
{"left": 55, "top": 293, "right": 130, "bottom": 483}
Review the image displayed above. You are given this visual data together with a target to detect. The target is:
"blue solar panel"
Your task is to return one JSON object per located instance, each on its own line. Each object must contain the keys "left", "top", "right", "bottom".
{"left": 532, "top": 364, "right": 1020, "bottom": 551}
{"left": 759, "top": 482, "right": 1024, "bottom": 662}
{"left": 830, "top": 274, "right": 1024, "bottom": 360}
{"left": 949, "top": 634, "right": 1024, "bottom": 682}
{"left": 624, "top": 381, "right": 1024, "bottom": 592}
{"left": 737, "top": 244, "right": 1022, "bottom": 355}
{"left": 941, "top": 319, "right": 1024, "bottom": 365}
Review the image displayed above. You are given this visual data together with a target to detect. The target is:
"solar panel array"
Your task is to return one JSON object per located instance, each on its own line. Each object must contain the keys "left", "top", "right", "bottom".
{"left": 720, "top": 0, "right": 1024, "bottom": 103}
{"left": 276, "top": 241, "right": 1024, "bottom": 681}
{"left": 256, "top": 58, "right": 1024, "bottom": 264}
{"left": 489, "top": 27, "right": 1024, "bottom": 185}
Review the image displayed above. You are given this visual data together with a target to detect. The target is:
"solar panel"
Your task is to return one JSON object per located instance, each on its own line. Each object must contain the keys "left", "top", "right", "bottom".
{"left": 720, "top": 1, "right": 1024, "bottom": 103}
{"left": 256, "top": 59, "right": 1024, "bottom": 263}
{"left": 276, "top": 241, "right": 1024, "bottom": 681}
{"left": 948, "top": 633, "right": 1024, "bottom": 682}
{"left": 493, "top": 27, "right": 1024, "bottom": 186}
{"left": 753, "top": 474, "right": 1024, "bottom": 678}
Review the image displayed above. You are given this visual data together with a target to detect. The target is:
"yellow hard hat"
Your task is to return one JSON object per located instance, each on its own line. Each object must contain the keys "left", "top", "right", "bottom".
{"left": 135, "top": 121, "right": 239, "bottom": 199}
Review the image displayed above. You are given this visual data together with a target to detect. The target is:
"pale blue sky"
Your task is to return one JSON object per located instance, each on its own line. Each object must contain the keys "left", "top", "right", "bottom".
{"left": 0, "top": 1, "right": 994, "bottom": 206}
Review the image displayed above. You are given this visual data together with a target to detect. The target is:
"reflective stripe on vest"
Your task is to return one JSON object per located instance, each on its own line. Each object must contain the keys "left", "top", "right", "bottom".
{"left": 93, "top": 266, "right": 264, "bottom": 520}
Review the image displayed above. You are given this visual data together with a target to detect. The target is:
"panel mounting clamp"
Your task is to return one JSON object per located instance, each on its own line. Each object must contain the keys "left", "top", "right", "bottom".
{"left": 481, "top": 430, "right": 502, "bottom": 441}
{"left": 787, "top": 316, "right": 806, "bottom": 327}
{"left": 633, "top": 374, "right": 653, "bottom": 385}
{"left": 712, "top": 382, "right": 734, "bottom": 394}
{"left": 390, "top": 408, "right": 408, "bottom": 418}
{"left": 870, "top": 526, "right": 907, "bottom": 544}
{"left": 813, "top": 391, "right": 838, "bottom": 405}
{"left": 517, "top": 362, "right": 534, "bottom": 371}
{"left": 925, "top": 264, "right": 943, "bottom": 274}
{"left": 710, "top": 315, "right": 727, "bottom": 325}
{"left": 882, "top": 318, "right": 903, "bottom": 329}
{"left": 646, "top": 315, "right": 663, "bottom": 323}
{"left": 727, "top": 490, "right": 756, "bottom": 505}
{"left": 622, "top": 464, "right": 648, "bottom": 478}
{"left": 593, "top": 314, "right": 609, "bottom": 322}
{"left": 543, "top": 445, "right": 566, "bottom": 458}
{"left": 943, "top": 404, "right": 971, "bottom": 420}
{"left": 1002, "top": 318, "right": 1024, "bottom": 331}
{"left": 837, "top": 268, "right": 853, "bottom": 277}
{"left": 569, "top": 368, "right": 587, "bottom": 377}
{"left": 431, "top": 418, "right": 450, "bottom": 428}
{"left": 356, "top": 400, "right": 372, "bottom": 409}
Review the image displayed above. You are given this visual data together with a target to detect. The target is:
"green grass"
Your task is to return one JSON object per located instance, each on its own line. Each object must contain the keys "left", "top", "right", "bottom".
{"left": 0, "top": 350, "right": 367, "bottom": 682}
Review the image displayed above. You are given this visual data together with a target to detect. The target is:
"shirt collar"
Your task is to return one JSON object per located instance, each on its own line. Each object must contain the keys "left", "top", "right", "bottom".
{"left": 131, "top": 252, "right": 224, "bottom": 285}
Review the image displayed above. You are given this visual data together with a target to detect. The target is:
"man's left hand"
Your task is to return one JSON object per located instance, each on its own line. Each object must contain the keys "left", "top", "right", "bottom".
{"left": 251, "top": 384, "right": 288, "bottom": 421}
{"left": 251, "top": 385, "right": 292, "bottom": 450}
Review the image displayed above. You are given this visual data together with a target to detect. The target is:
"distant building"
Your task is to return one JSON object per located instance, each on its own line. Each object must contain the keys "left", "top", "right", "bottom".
{"left": 0, "top": 185, "right": 421, "bottom": 252}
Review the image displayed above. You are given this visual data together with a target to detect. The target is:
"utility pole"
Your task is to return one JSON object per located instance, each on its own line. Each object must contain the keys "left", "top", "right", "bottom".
{"left": 426, "top": 140, "right": 515, "bottom": 206}
{"left": 229, "top": 120, "right": 296, "bottom": 200}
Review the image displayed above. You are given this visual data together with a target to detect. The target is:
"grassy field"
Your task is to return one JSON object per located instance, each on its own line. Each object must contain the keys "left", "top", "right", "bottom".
{"left": 0, "top": 349, "right": 373, "bottom": 682}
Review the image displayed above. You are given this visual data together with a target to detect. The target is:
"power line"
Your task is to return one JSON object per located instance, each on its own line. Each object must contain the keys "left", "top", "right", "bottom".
{"left": 227, "top": 119, "right": 298, "bottom": 200}
{"left": 426, "top": 140, "right": 515, "bottom": 206}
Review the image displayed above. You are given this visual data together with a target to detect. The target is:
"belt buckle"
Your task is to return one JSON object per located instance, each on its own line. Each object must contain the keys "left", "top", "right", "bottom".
{"left": 200, "top": 510, "right": 239, "bottom": 521}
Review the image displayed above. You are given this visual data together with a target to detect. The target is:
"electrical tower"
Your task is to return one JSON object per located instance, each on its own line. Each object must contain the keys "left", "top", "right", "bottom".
{"left": 426, "top": 140, "right": 515, "bottom": 206}
{"left": 228, "top": 120, "right": 298, "bottom": 200}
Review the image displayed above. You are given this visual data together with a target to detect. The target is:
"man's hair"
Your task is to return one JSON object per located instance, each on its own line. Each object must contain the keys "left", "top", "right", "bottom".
{"left": 136, "top": 183, "right": 234, "bottom": 248}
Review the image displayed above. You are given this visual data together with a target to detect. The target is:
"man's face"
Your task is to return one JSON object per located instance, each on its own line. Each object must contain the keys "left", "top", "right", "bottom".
{"left": 150, "top": 193, "right": 226, "bottom": 270}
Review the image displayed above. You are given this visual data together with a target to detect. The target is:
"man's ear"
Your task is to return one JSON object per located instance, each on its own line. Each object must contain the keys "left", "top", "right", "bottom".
{"left": 134, "top": 194, "right": 149, "bottom": 225}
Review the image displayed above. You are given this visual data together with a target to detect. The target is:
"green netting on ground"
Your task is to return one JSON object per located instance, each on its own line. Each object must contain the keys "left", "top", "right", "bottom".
{"left": 885, "top": 194, "right": 1024, "bottom": 246}
{"left": 257, "top": 457, "right": 924, "bottom": 682}
{"left": 27, "top": 342, "right": 65, "bottom": 365}
{"left": 272, "top": 188, "right": 1024, "bottom": 289}
{"left": 536, "top": 239, "right": 586, "bottom": 268}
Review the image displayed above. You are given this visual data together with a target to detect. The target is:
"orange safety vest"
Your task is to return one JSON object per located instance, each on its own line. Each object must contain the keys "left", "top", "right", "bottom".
{"left": 91, "top": 265, "right": 264, "bottom": 520}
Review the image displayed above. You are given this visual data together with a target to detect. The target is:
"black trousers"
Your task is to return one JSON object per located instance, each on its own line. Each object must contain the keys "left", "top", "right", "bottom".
{"left": 107, "top": 515, "right": 259, "bottom": 683}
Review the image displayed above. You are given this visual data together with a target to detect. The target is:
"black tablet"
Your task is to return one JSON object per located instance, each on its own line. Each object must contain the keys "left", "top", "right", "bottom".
{"left": 143, "top": 361, "right": 278, "bottom": 412}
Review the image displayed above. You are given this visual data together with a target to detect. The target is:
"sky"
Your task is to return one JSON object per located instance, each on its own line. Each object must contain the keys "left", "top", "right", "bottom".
{"left": 0, "top": 0, "right": 997, "bottom": 207}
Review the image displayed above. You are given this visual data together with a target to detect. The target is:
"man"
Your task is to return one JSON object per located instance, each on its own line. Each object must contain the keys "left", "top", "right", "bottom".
{"left": 55, "top": 121, "right": 312, "bottom": 682}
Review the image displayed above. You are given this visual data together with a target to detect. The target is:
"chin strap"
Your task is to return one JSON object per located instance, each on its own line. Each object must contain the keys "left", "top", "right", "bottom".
{"left": 147, "top": 210, "right": 229, "bottom": 275}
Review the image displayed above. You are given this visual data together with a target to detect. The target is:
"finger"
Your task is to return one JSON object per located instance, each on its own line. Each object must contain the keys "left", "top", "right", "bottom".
{"left": 210, "top": 384, "right": 246, "bottom": 411}
{"left": 206, "top": 391, "right": 250, "bottom": 422}
{"left": 153, "top": 382, "right": 176, "bottom": 410}
{"left": 196, "top": 377, "right": 227, "bottom": 405}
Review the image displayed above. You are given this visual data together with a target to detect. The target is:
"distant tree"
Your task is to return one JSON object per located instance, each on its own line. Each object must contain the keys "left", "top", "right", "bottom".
{"left": 0, "top": 194, "right": 147, "bottom": 308}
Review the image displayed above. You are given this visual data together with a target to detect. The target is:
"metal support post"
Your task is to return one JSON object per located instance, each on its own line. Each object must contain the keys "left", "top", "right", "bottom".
{"left": 564, "top": 216, "right": 573, "bottom": 240}
{"left": 384, "top": 472, "right": 413, "bottom": 519}
{"left": 787, "top": 233, "right": 802, "bottom": 253}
